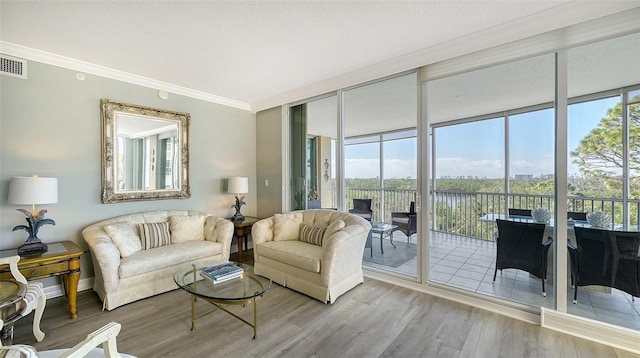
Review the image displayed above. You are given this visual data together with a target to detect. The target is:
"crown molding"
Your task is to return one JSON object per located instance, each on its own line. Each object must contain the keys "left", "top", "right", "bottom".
{"left": 0, "top": 41, "right": 252, "bottom": 112}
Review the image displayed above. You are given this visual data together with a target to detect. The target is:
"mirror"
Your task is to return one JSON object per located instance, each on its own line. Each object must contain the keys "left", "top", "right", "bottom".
{"left": 100, "top": 99, "right": 190, "bottom": 203}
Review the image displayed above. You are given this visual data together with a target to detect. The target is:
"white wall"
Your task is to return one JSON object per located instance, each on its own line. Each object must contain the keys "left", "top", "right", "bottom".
{"left": 0, "top": 60, "right": 256, "bottom": 279}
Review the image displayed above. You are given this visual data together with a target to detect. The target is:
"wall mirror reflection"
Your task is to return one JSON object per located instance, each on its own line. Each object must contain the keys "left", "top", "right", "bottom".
{"left": 100, "top": 99, "right": 190, "bottom": 203}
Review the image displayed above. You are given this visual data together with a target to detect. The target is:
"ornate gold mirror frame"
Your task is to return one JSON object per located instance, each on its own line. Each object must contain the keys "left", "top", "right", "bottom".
{"left": 100, "top": 99, "right": 190, "bottom": 203}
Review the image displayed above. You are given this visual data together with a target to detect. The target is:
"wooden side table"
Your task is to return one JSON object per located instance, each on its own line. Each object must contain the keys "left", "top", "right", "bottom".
{"left": 227, "top": 216, "right": 260, "bottom": 263}
{"left": 0, "top": 241, "right": 83, "bottom": 319}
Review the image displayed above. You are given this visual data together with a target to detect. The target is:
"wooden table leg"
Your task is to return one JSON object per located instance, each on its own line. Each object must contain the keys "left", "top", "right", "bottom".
{"left": 237, "top": 235, "right": 244, "bottom": 263}
{"left": 66, "top": 258, "right": 81, "bottom": 319}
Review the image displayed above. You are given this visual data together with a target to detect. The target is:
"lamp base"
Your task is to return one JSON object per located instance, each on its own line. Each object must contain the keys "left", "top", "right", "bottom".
{"left": 231, "top": 213, "right": 245, "bottom": 223}
{"left": 18, "top": 242, "right": 48, "bottom": 257}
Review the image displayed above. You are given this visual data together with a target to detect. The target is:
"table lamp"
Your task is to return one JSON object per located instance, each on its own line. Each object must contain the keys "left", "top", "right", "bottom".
{"left": 228, "top": 176, "right": 248, "bottom": 223}
{"left": 8, "top": 175, "right": 58, "bottom": 256}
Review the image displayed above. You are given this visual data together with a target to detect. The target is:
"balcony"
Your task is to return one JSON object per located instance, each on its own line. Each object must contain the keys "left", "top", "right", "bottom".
{"left": 343, "top": 188, "right": 640, "bottom": 331}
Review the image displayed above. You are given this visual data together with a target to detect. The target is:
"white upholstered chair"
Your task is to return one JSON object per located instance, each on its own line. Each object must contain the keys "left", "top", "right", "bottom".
{"left": 0, "top": 321, "right": 135, "bottom": 358}
{"left": 0, "top": 255, "right": 46, "bottom": 343}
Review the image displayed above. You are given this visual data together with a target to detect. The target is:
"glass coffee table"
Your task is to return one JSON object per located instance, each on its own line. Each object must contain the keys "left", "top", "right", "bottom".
{"left": 174, "top": 262, "right": 271, "bottom": 339}
{"left": 370, "top": 222, "right": 398, "bottom": 255}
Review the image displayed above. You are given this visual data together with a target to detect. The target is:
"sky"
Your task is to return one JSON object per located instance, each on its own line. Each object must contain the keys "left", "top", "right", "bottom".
{"left": 344, "top": 96, "right": 620, "bottom": 179}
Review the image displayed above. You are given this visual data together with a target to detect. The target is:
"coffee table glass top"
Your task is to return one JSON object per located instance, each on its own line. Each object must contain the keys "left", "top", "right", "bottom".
{"left": 370, "top": 222, "right": 397, "bottom": 233}
{"left": 174, "top": 262, "right": 271, "bottom": 301}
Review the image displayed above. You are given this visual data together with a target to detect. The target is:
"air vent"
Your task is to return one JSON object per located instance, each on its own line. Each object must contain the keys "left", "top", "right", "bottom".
{"left": 0, "top": 54, "right": 27, "bottom": 79}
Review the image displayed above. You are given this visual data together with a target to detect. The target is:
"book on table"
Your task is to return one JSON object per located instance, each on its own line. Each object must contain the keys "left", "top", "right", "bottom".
{"left": 200, "top": 263, "right": 244, "bottom": 283}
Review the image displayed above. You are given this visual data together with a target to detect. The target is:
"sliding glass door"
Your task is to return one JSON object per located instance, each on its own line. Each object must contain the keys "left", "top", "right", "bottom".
{"left": 427, "top": 53, "right": 557, "bottom": 309}
{"left": 342, "top": 72, "right": 418, "bottom": 275}
{"left": 566, "top": 33, "right": 640, "bottom": 330}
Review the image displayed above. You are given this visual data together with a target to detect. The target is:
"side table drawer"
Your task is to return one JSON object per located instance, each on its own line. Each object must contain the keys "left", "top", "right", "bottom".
{"left": 20, "top": 262, "right": 70, "bottom": 279}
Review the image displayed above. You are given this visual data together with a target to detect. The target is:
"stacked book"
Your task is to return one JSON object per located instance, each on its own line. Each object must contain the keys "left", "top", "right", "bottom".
{"left": 200, "top": 262, "right": 244, "bottom": 283}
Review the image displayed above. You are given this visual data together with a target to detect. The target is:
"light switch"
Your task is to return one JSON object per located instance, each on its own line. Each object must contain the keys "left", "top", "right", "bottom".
{"left": 264, "top": 179, "right": 269, "bottom": 187}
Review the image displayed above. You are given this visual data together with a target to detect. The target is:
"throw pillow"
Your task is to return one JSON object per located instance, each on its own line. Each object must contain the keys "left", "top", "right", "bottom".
{"left": 139, "top": 222, "right": 171, "bottom": 249}
{"left": 273, "top": 212, "right": 303, "bottom": 241}
{"left": 169, "top": 215, "right": 206, "bottom": 243}
{"left": 323, "top": 219, "right": 346, "bottom": 242}
{"left": 299, "top": 224, "right": 327, "bottom": 246}
{"left": 104, "top": 223, "right": 141, "bottom": 258}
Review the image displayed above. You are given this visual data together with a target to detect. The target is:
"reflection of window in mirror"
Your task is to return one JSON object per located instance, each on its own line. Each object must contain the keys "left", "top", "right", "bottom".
{"left": 115, "top": 115, "right": 179, "bottom": 191}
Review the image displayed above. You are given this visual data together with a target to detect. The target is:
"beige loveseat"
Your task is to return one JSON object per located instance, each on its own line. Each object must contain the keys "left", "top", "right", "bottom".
{"left": 252, "top": 209, "right": 371, "bottom": 303}
{"left": 82, "top": 210, "right": 233, "bottom": 310}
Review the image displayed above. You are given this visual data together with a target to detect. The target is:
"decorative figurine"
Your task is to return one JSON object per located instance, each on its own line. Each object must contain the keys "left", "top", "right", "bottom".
{"left": 13, "top": 208, "right": 55, "bottom": 256}
{"left": 231, "top": 195, "right": 246, "bottom": 223}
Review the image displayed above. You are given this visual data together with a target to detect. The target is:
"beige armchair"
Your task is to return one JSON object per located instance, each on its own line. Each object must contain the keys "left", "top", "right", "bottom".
{"left": 252, "top": 210, "right": 371, "bottom": 303}
{"left": 0, "top": 255, "right": 45, "bottom": 344}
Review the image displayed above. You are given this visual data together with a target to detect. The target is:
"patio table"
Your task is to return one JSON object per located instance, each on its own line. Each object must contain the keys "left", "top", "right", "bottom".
{"left": 370, "top": 222, "right": 398, "bottom": 255}
{"left": 480, "top": 213, "right": 638, "bottom": 232}
{"left": 481, "top": 214, "right": 640, "bottom": 256}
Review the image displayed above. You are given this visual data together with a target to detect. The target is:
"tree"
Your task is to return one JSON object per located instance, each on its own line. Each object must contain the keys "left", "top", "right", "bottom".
{"left": 571, "top": 102, "right": 639, "bottom": 172}
{"left": 570, "top": 102, "right": 640, "bottom": 197}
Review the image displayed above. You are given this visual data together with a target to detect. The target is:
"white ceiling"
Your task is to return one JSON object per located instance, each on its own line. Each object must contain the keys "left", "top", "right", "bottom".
{"left": 3, "top": 1, "right": 629, "bottom": 112}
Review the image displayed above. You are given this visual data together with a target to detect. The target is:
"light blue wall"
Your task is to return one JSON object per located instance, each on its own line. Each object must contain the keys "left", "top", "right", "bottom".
{"left": 0, "top": 60, "right": 256, "bottom": 278}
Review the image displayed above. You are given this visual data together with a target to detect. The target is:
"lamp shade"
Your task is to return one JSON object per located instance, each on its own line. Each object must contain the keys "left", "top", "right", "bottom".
{"left": 8, "top": 176, "right": 58, "bottom": 205}
{"left": 228, "top": 177, "right": 248, "bottom": 194}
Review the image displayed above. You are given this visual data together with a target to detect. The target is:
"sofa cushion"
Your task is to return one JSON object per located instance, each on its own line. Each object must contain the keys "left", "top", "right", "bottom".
{"left": 139, "top": 222, "right": 171, "bottom": 249}
{"left": 273, "top": 212, "right": 303, "bottom": 241}
{"left": 299, "top": 224, "right": 326, "bottom": 246}
{"left": 258, "top": 240, "right": 322, "bottom": 273}
{"left": 118, "top": 240, "right": 223, "bottom": 279}
{"left": 104, "top": 223, "right": 141, "bottom": 258}
{"left": 169, "top": 215, "right": 205, "bottom": 243}
{"left": 323, "top": 220, "right": 346, "bottom": 242}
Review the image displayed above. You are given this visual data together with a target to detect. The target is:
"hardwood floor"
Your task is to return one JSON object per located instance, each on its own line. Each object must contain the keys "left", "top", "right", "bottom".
{"left": 11, "top": 276, "right": 637, "bottom": 357}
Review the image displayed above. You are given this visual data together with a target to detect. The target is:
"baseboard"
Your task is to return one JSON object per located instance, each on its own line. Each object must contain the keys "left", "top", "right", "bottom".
{"left": 43, "top": 277, "right": 94, "bottom": 299}
{"left": 541, "top": 307, "right": 640, "bottom": 354}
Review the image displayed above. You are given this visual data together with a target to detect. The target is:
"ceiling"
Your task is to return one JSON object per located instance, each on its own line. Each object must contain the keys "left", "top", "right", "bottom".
{"left": 304, "top": 32, "right": 640, "bottom": 138}
{"left": 4, "top": 1, "right": 630, "bottom": 113}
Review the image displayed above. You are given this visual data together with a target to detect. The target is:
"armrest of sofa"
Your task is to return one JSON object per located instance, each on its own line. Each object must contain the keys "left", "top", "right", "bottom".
{"left": 82, "top": 230, "right": 121, "bottom": 293}
{"left": 203, "top": 216, "right": 234, "bottom": 261}
{"left": 251, "top": 218, "right": 276, "bottom": 261}
{"left": 320, "top": 224, "right": 369, "bottom": 285}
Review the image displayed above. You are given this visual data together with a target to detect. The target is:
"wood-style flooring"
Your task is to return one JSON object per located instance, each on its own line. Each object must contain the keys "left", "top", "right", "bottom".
{"left": 10, "top": 257, "right": 637, "bottom": 357}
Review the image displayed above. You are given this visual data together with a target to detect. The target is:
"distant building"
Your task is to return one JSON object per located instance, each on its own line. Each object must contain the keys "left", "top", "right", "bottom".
{"left": 513, "top": 174, "right": 533, "bottom": 180}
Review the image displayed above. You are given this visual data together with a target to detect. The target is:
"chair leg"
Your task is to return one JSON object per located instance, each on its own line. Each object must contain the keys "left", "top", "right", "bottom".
{"left": 32, "top": 293, "right": 46, "bottom": 342}
{"left": 541, "top": 265, "right": 548, "bottom": 297}
{"left": 573, "top": 285, "right": 578, "bottom": 304}
{"left": 492, "top": 267, "right": 498, "bottom": 284}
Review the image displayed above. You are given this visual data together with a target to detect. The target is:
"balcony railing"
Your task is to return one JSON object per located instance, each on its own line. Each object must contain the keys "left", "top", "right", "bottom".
{"left": 340, "top": 188, "right": 640, "bottom": 241}
{"left": 345, "top": 188, "right": 416, "bottom": 222}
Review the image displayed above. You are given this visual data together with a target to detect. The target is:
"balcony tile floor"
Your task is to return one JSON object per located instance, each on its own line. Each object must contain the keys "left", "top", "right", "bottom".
{"left": 363, "top": 231, "right": 640, "bottom": 331}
